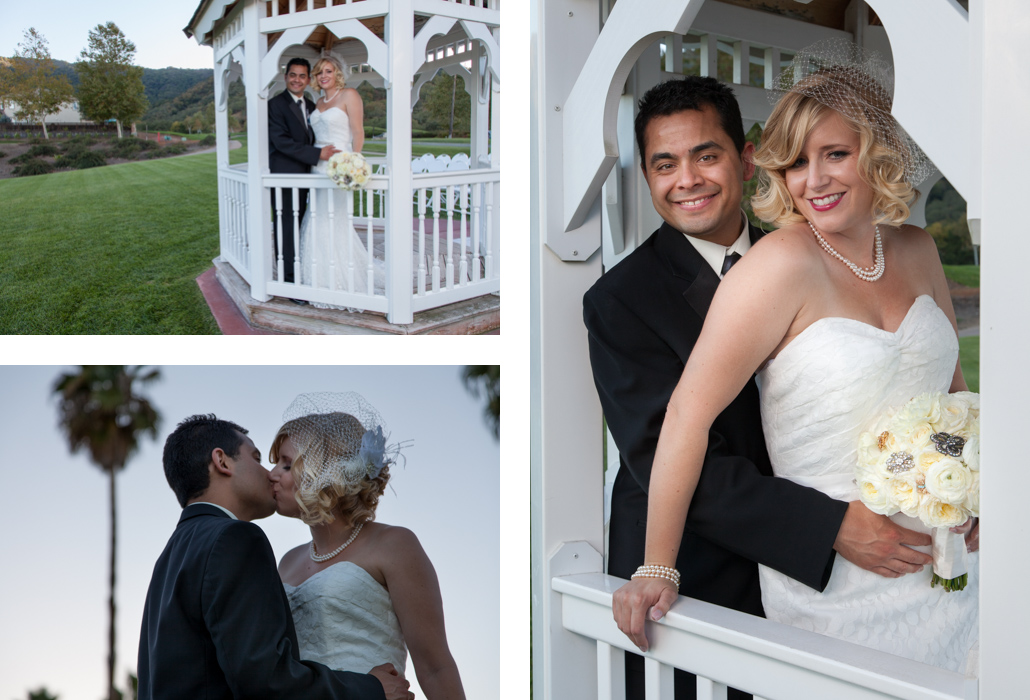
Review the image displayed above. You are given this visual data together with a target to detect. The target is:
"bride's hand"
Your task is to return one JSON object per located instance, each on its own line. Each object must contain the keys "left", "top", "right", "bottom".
{"left": 612, "top": 577, "right": 678, "bottom": 652}
{"left": 951, "top": 517, "right": 979, "bottom": 552}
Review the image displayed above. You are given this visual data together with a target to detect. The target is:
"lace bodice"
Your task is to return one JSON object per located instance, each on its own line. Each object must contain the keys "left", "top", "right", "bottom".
{"left": 310, "top": 106, "right": 353, "bottom": 155}
{"left": 284, "top": 561, "right": 407, "bottom": 675}
{"left": 755, "top": 295, "right": 978, "bottom": 672}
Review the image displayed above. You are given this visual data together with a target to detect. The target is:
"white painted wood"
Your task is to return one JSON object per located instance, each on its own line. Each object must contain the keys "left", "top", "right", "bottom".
{"left": 323, "top": 19, "right": 390, "bottom": 77}
{"left": 692, "top": 0, "right": 850, "bottom": 52}
{"left": 598, "top": 641, "right": 627, "bottom": 700}
{"left": 733, "top": 40, "right": 750, "bottom": 85}
{"left": 645, "top": 658, "right": 675, "bottom": 700}
{"left": 385, "top": 0, "right": 415, "bottom": 324}
{"left": 259, "top": 0, "right": 392, "bottom": 33}
{"left": 242, "top": 0, "right": 272, "bottom": 301}
{"left": 490, "top": 24, "right": 500, "bottom": 169}
{"left": 664, "top": 34, "right": 683, "bottom": 74}
{"left": 559, "top": 0, "right": 705, "bottom": 237}
{"left": 413, "top": 15, "right": 459, "bottom": 76}
{"left": 700, "top": 33, "right": 718, "bottom": 79}
{"left": 696, "top": 676, "right": 728, "bottom": 700}
{"left": 979, "top": 1, "right": 1030, "bottom": 698}
{"left": 459, "top": 20, "right": 500, "bottom": 82}
{"left": 866, "top": 1, "right": 973, "bottom": 200}
{"left": 764, "top": 47, "right": 780, "bottom": 89}
{"left": 554, "top": 573, "right": 974, "bottom": 700}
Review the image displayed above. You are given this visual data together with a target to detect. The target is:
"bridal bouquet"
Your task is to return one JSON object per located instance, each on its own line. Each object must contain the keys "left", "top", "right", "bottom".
{"left": 855, "top": 391, "right": 979, "bottom": 591}
{"left": 326, "top": 152, "right": 372, "bottom": 191}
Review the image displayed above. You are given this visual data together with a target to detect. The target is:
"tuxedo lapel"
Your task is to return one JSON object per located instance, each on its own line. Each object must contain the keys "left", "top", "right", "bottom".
{"left": 652, "top": 223, "right": 721, "bottom": 321}
{"left": 287, "top": 96, "right": 308, "bottom": 135}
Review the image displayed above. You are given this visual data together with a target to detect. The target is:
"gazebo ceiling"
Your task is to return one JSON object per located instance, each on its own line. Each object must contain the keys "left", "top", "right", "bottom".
{"left": 267, "top": 14, "right": 434, "bottom": 52}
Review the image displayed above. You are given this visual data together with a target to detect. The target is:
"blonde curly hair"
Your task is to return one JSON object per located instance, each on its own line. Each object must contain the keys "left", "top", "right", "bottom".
{"left": 312, "top": 55, "right": 348, "bottom": 94}
{"left": 751, "top": 67, "right": 920, "bottom": 228}
{"left": 270, "top": 412, "right": 390, "bottom": 528}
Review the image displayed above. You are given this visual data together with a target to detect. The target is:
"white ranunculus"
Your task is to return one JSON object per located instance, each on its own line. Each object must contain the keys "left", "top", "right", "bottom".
{"left": 857, "top": 431, "right": 881, "bottom": 465}
{"left": 964, "top": 472, "right": 980, "bottom": 518}
{"left": 962, "top": 436, "right": 980, "bottom": 472}
{"left": 918, "top": 495, "right": 967, "bottom": 529}
{"left": 896, "top": 393, "right": 943, "bottom": 427}
{"left": 858, "top": 474, "right": 896, "bottom": 515}
{"left": 936, "top": 395, "right": 971, "bottom": 434}
{"left": 901, "top": 422, "right": 935, "bottom": 450}
{"left": 886, "top": 472, "right": 922, "bottom": 518}
{"left": 925, "top": 457, "right": 973, "bottom": 504}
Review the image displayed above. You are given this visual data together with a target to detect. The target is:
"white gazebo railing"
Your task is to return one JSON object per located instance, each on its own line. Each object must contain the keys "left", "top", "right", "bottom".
{"left": 187, "top": 0, "right": 500, "bottom": 326}
{"left": 554, "top": 570, "right": 977, "bottom": 700}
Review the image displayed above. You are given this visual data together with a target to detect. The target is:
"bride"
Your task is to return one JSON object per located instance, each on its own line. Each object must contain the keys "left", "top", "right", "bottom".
{"left": 613, "top": 43, "right": 978, "bottom": 672}
{"left": 300, "top": 56, "right": 385, "bottom": 305}
{"left": 269, "top": 392, "right": 466, "bottom": 699}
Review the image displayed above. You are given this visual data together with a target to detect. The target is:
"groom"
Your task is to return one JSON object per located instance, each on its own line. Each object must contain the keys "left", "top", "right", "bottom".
{"left": 268, "top": 57, "right": 339, "bottom": 285}
{"left": 137, "top": 414, "right": 410, "bottom": 700}
{"left": 583, "top": 77, "right": 935, "bottom": 700}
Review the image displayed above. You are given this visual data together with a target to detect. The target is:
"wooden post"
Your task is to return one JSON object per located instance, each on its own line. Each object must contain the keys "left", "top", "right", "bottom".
{"left": 244, "top": 0, "right": 272, "bottom": 301}
{"left": 386, "top": 0, "right": 414, "bottom": 323}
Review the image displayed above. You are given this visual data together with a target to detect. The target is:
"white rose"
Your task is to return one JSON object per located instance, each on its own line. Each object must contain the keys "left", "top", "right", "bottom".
{"left": 857, "top": 431, "right": 882, "bottom": 467}
{"left": 886, "top": 472, "right": 922, "bottom": 518}
{"left": 900, "top": 422, "right": 935, "bottom": 450}
{"left": 936, "top": 395, "right": 971, "bottom": 434}
{"left": 963, "top": 472, "right": 980, "bottom": 517}
{"left": 925, "top": 457, "right": 973, "bottom": 504}
{"left": 917, "top": 495, "right": 967, "bottom": 529}
{"left": 858, "top": 474, "right": 897, "bottom": 515}
{"left": 962, "top": 436, "right": 980, "bottom": 472}
{"left": 896, "top": 393, "right": 943, "bottom": 427}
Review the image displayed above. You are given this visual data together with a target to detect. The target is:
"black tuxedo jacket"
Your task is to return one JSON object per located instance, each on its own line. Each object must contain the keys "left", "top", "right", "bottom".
{"left": 268, "top": 89, "right": 320, "bottom": 174}
{"left": 137, "top": 504, "right": 384, "bottom": 700}
{"left": 584, "top": 221, "right": 849, "bottom": 616}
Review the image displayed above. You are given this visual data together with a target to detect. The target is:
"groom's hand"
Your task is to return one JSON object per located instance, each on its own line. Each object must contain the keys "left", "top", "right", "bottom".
{"left": 319, "top": 145, "right": 341, "bottom": 161}
{"left": 834, "top": 501, "right": 932, "bottom": 577}
{"left": 369, "top": 663, "right": 413, "bottom": 700}
{"left": 613, "top": 578, "right": 678, "bottom": 652}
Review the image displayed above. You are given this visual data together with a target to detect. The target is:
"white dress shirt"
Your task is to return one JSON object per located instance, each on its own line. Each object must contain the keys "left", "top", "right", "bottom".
{"left": 681, "top": 210, "right": 753, "bottom": 279}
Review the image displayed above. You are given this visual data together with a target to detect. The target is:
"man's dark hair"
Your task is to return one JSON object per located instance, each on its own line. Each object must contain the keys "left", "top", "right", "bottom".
{"left": 163, "top": 414, "right": 248, "bottom": 508}
{"left": 634, "top": 76, "right": 747, "bottom": 162}
{"left": 285, "top": 57, "right": 311, "bottom": 76}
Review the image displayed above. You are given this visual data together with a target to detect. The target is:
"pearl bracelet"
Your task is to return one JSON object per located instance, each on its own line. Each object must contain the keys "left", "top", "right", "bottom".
{"left": 631, "top": 564, "right": 680, "bottom": 589}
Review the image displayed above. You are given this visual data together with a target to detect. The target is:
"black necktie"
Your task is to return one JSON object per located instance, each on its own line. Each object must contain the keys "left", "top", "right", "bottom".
{"left": 721, "top": 252, "right": 742, "bottom": 276}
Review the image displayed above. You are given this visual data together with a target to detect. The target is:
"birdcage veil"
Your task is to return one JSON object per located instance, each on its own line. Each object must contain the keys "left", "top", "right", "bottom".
{"left": 280, "top": 392, "right": 404, "bottom": 495}
{"left": 768, "top": 38, "right": 934, "bottom": 185}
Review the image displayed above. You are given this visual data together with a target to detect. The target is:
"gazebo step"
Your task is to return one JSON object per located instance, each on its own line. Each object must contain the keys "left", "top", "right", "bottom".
{"left": 213, "top": 257, "right": 499, "bottom": 335}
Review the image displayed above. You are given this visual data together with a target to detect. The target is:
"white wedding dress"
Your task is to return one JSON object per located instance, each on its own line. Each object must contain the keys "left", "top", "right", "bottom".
{"left": 756, "top": 294, "right": 978, "bottom": 672}
{"left": 300, "top": 106, "right": 385, "bottom": 307}
{"left": 284, "top": 561, "right": 407, "bottom": 674}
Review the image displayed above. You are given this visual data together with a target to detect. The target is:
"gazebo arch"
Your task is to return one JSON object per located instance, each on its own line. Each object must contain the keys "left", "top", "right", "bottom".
{"left": 532, "top": 0, "right": 1026, "bottom": 697}
{"left": 185, "top": 0, "right": 500, "bottom": 332}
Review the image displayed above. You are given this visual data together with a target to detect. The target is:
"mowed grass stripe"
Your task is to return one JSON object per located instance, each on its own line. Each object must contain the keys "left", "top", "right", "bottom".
{"left": 1, "top": 154, "right": 223, "bottom": 334}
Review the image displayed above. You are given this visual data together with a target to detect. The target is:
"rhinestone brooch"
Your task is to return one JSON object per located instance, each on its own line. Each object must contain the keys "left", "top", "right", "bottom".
{"left": 886, "top": 451, "right": 915, "bottom": 474}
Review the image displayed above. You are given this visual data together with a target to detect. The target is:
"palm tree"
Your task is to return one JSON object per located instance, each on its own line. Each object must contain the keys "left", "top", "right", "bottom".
{"left": 53, "top": 366, "right": 160, "bottom": 700}
{"left": 462, "top": 365, "right": 499, "bottom": 439}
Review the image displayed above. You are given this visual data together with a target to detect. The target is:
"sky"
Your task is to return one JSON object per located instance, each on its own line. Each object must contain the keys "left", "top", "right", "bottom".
{"left": 2, "top": 2, "right": 215, "bottom": 69}
{"left": 0, "top": 365, "right": 500, "bottom": 700}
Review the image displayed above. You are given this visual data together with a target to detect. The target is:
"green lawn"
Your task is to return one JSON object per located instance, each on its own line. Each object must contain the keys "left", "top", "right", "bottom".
{"left": 943, "top": 264, "right": 979, "bottom": 288}
{"left": 362, "top": 138, "right": 471, "bottom": 158}
{"left": 0, "top": 153, "right": 224, "bottom": 333}
{"left": 960, "top": 335, "right": 979, "bottom": 393}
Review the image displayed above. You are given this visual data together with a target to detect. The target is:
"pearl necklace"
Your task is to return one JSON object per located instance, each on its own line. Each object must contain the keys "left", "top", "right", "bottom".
{"left": 309, "top": 521, "right": 364, "bottom": 562}
{"left": 807, "top": 221, "right": 885, "bottom": 282}
{"left": 322, "top": 88, "right": 341, "bottom": 103}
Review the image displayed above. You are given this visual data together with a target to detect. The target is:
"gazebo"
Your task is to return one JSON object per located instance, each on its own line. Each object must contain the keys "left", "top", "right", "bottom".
{"left": 185, "top": 0, "right": 499, "bottom": 332}
{"left": 532, "top": 0, "right": 1026, "bottom": 697}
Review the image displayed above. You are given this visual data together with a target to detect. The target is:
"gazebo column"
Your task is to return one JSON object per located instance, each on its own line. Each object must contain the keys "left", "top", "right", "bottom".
{"left": 386, "top": 0, "right": 415, "bottom": 324}
{"left": 214, "top": 60, "right": 230, "bottom": 170}
{"left": 243, "top": 0, "right": 272, "bottom": 301}
{"left": 490, "top": 27, "right": 500, "bottom": 169}
{"left": 470, "top": 42, "right": 489, "bottom": 166}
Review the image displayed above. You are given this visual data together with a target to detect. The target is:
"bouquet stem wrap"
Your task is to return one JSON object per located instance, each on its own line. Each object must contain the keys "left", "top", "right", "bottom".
{"left": 931, "top": 527, "right": 969, "bottom": 592}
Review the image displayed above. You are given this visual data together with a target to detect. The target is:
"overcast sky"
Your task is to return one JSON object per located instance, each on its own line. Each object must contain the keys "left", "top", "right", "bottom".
{"left": 2, "top": 3, "right": 215, "bottom": 69}
{"left": 0, "top": 365, "right": 500, "bottom": 700}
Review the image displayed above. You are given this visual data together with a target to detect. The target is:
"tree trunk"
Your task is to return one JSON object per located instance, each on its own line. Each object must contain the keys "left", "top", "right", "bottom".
{"left": 116, "top": 120, "right": 123, "bottom": 139}
{"left": 107, "top": 468, "right": 117, "bottom": 700}
{"left": 40, "top": 120, "right": 49, "bottom": 140}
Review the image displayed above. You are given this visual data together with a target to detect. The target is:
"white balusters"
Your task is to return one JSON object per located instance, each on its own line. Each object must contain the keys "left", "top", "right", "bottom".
{"left": 458, "top": 183, "right": 468, "bottom": 285}
{"left": 432, "top": 186, "right": 441, "bottom": 292}
{"left": 274, "top": 187, "right": 284, "bottom": 280}
{"left": 290, "top": 186, "right": 301, "bottom": 286}
{"left": 417, "top": 188, "right": 427, "bottom": 294}
{"left": 472, "top": 183, "right": 482, "bottom": 282}
{"left": 445, "top": 184, "right": 455, "bottom": 289}
{"left": 484, "top": 182, "right": 494, "bottom": 279}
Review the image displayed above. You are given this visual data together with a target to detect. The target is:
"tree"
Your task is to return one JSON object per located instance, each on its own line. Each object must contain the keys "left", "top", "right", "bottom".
{"left": 462, "top": 365, "right": 499, "bottom": 439}
{"left": 0, "top": 57, "right": 15, "bottom": 114}
{"left": 75, "top": 23, "right": 148, "bottom": 139}
{"left": 53, "top": 366, "right": 161, "bottom": 700}
{"left": 27, "top": 688, "right": 59, "bottom": 700}
{"left": 413, "top": 71, "right": 470, "bottom": 136}
{"left": 9, "top": 28, "right": 73, "bottom": 139}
